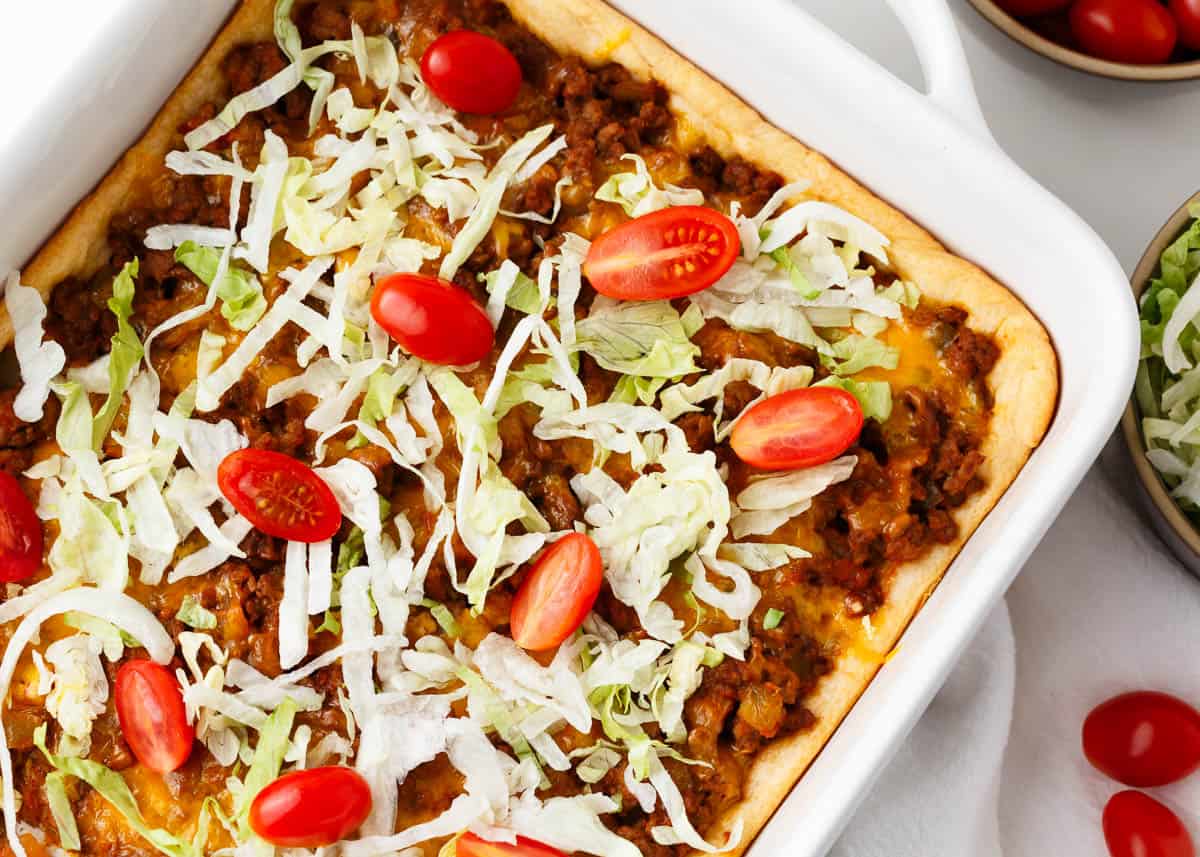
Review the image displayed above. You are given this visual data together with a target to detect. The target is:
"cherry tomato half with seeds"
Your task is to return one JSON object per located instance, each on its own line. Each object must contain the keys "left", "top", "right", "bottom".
{"left": 583, "top": 205, "right": 740, "bottom": 301}
{"left": 994, "top": 0, "right": 1071, "bottom": 15}
{"left": 1083, "top": 691, "right": 1200, "bottom": 787}
{"left": 510, "top": 532, "right": 603, "bottom": 651}
{"left": 1103, "top": 790, "right": 1194, "bottom": 857}
{"left": 1069, "top": 0, "right": 1177, "bottom": 65}
{"left": 420, "top": 30, "right": 522, "bottom": 115}
{"left": 114, "top": 660, "right": 193, "bottom": 773}
{"left": 217, "top": 449, "right": 341, "bottom": 543}
{"left": 730, "top": 387, "right": 863, "bottom": 471}
{"left": 370, "top": 273, "right": 495, "bottom": 366}
{"left": 249, "top": 766, "right": 372, "bottom": 848}
{"left": 456, "top": 832, "right": 566, "bottom": 857}
{"left": 1170, "top": 0, "right": 1200, "bottom": 51}
{"left": 0, "top": 471, "right": 42, "bottom": 583}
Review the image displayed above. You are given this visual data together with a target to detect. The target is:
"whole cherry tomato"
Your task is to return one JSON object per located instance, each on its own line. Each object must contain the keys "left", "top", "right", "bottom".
{"left": 370, "top": 273, "right": 495, "bottom": 366}
{"left": 0, "top": 471, "right": 42, "bottom": 583}
{"left": 730, "top": 387, "right": 864, "bottom": 471}
{"left": 217, "top": 449, "right": 341, "bottom": 542}
{"left": 420, "top": 30, "right": 522, "bottom": 115}
{"left": 994, "top": 0, "right": 1072, "bottom": 16}
{"left": 1169, "top": 0, "right": 1200, "bottom": 51}
{"left": 1070, "top": 0, "right": 1178, "bottom": 64}
{"left": 1102, "top": 790, "right": 1194, "bottom": 857}
{"left": 456, "top": 832, "right": 566, "bottom": 857}
{"left": 1083, "top": 691, "right": 1200, "bottom": 787}
{"left": 249, "top": 766, "right": 372, "bottom": 848}
{"left": 114, "top": 660, "right": 194, "bottom": 773}
{"left": 510, "top": 532, "right": 603, "bottom": 651}
{"left": 583, "top": 205, "right": 740, "bottom": 301}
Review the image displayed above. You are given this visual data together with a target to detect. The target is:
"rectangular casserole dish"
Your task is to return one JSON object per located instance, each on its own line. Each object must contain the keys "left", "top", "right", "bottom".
{"left": 0, "top": 0, "right": 1137, "bottom": 855}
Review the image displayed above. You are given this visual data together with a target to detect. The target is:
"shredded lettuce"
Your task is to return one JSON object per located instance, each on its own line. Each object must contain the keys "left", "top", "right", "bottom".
{"left": 439, "top": 125, "right": 555, "bottom": 281}
{"left": 822, "top": 334, "right": 899, "bottom": 377}
{"left": 813, "top": 376, "right": 893, "bottom": 422}
{"left": 4, "top": 272, "right": 66, "bottom": 423}
{"left": 35, "top": 725, "right": 200, "bottom": 857}
{"left": 482, "top": 261, "right": 547, "bottom": 320}
{"left": 421, "top": 599, "right": 460, "bottom": 638}
{"left": 44, "top": 771, "right": 80, "bottom": 850}
{"left": 732, "top": 455, "right": 858, "bottom": 539}
{"left": 175, "top": 242, "right": 266, "bottom": 330}
{"left": 1136, "top": 206, "right": 1200, "bottom": 519}
{"left": 595, "top": 154, "right": 705, "bottom": 217}
{"left": 574, "top": 300, "right": 700, "bottom": 378}
{"left": 92, "top": 260, "right": 144, "bottom": 449}
{"left": 235, "top": 697, "right": 298, "bottom": 838}
{"left": 763, "top": 608, "right": 785, "bottom": 630}
{"left": 176, "top": 595, "right": 218, "bottom": 630}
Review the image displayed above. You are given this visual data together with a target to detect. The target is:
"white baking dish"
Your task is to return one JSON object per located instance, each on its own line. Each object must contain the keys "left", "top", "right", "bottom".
{"left": 0, "top": 1, "right": 1136, "bottom": 855}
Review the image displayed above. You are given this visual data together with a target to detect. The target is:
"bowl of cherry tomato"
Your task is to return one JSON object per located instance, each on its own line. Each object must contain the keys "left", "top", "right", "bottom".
{"left": 968, "top": 0, "right": 1200, "bottom": 80}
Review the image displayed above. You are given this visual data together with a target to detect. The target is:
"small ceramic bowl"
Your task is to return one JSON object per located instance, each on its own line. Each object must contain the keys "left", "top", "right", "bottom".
{"left": 1122, "top": 190, "right": 1200, "bottom": 575}
{"left": 966, "top": 0, "right": 1200, "bottom": 82}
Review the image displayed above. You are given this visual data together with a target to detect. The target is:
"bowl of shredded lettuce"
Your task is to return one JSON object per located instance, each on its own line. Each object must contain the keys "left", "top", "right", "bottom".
{"left": 1125, "top": 192, "right": 1200, "bottom": 573}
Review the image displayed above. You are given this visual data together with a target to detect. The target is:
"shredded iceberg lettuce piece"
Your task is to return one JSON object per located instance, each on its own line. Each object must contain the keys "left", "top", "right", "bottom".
{"left": 732, "top": 455, "right": 858, "bottom": 539}
{"left": 595, "top": 154, "right": 705, "bottom": 217}
{"left": 574, "top": 299, "right": 700, "bottom": 378}
{"left": 4, "top": 272, "right": 65, "bottom": 423}
{"left": 35, "top": 725, "right": 203, "bottom": 857}
{"left": 92, "top": 260, "right": 144, "bottom": 449}
{"left": 175, "top": 241, "right": 266, "bottom": 330}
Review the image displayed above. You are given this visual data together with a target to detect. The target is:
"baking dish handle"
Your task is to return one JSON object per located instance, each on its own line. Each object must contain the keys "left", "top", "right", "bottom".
{"left": 883, "top": 0, "right": 995, "bottom": 145}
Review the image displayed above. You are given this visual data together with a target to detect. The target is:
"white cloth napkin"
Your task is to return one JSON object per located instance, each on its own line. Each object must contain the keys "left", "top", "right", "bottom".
{"left": 831, "top": 441, "right": 1200, "bottom": 855}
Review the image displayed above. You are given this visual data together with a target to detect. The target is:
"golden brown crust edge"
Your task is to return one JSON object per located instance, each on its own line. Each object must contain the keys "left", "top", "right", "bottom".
{"left": 495, "top": 1, "right": 1058, "bottom": 855}
{"left": 5, "top": 0, "right": 1058, "bottom": 855}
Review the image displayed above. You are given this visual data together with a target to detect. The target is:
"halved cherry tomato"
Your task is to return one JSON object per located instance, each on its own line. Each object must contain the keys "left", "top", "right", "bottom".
{"left": 217, "top": 449, "right": 341, "bottom": 543}
{"left": 114, "top": 660, "right": 193, "bottom": 773}
{"left": 994, "top": 0, "right": 1071, "bottom": 15}
{"left": 370, "top": 273, "right": 494, "bottom": 366}
{"left": 1103, "top": 790, "right": 1194, "bottom": 857}
{"left": 730, "top": 387, "right": 863, "bottom": 471}
{"left": 1083, "top": 691, "right": 1200, "bottom": 787}
{"left": 583, "top": 205, "right": 740, "bottom": 301}
{"left": 420, "top": 30, "right": 522, "bottom": 115}
{"left": 510, "top": 532, "right": 603, "bottom": 651}
{"left": 1170, "top": 0, "right": 1200, "bottom": 51}
{"left": 457, "top": 832, "right": 566, "bottom": 857}
{"left": 0, "top": 471, "right": 42, "bottom": 583}
{"left": 1069, "top": 0, "right": 1177, "bottom": 64}
{"left": 249, "top": 766, "right": 372, "bottom": 848}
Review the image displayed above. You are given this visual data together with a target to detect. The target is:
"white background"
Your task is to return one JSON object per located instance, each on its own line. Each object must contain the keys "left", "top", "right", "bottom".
{"left": 803, "top": 2, "right": 1200, "bottom": 854}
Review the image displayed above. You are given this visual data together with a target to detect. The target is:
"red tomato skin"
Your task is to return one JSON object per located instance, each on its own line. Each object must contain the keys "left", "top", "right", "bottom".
{"left": 0, "top": 472, "right": 42, "bottom": 583}
{"left": 994, "top": 0, "right": 1072, "bottom": 15}
{"left": 730, "top": 387, "right": 864, "bottom": 471}
{"left": 1103, "top": 790, "right": 1194, "bottom": 857}
{"left": 510, "top": 533, "right": 603, "bottom": 652}
{"left": 420, "top": 30, "right": 522, "bottom": 115}
{"left": 114, "top": 661, "right": 194, "bottom": 774}
{"left": 370, "top": 274, "right": 495, "bottom": 366}
{"left": 217, "top": 449, "right": 341, "bottom": 543}
{"left": 1170, "top": 0, "right": 1200, "bottom": 50}
{"left": 249, "top": 767, "right": 372, "bottom": 848}
{"left": 583, "top": 206, "right": 740, "bottom": 301}
{"left": 1083, "top": 691, "right": 1200, "bottom": 787}
{"left": 457, "top": 832, "right": 567, "bottom": 857}
{"left": 1070, "top": 0, "right": 1178, "bottom": 64}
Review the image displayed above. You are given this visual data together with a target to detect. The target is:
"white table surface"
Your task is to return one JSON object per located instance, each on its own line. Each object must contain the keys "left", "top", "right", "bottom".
{"left": 799, "top": 2, "right": 1200, "bottom": 852}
